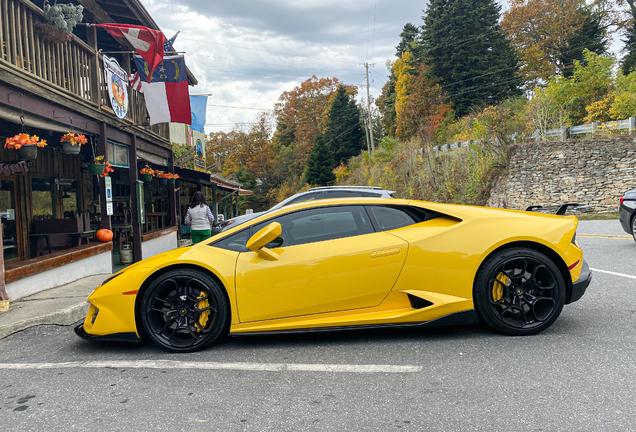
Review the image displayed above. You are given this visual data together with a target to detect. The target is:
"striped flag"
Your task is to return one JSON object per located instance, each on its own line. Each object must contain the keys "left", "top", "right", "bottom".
{"left": 128, "top": 72, "right": 143, "bottom": 93}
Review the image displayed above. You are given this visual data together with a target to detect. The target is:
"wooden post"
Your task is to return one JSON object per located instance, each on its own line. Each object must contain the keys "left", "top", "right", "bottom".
{"left": 168, "top": 151, "right": 176, "bottom": 227}
{"left": 86, "top": 21, "right": 100, "bottom": 105}
{"left": 0, "top": 220, "right": 9, "bottom": 308}
{"left": 211, "top": 183, "right": 217, "bottom": 225}
{"left": 98, "top": 123, "right": 111, "bottom": 230}
{"left": 129, "top": 136, "right": 142, "bottom": 262}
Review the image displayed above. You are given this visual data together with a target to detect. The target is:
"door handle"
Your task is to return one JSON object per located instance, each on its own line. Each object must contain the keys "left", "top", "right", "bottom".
{"left": 370, "top": 248, "right": 401, "bottom": 259}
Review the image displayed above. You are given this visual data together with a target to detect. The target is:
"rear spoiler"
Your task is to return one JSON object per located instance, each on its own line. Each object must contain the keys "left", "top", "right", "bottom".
{"left": 525, "top": 203, "right": 593, "bottom": 216}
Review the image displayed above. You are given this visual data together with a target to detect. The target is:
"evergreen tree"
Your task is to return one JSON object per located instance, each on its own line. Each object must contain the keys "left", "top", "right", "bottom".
{"left": 420, "top": 0, "right": 522, "bottom": 117}
{"left": 304, "top": 133, "right": 335, "bottom": 186}
{"left": 395, "top": 23, "right": 423, "bottom": 61}
{"left": 323, "top": 85, "right": 364, "bottom": 165}
{"left": 623, "top": 20, "right": 636, "bottom": 75}
{"left": 376, "top": 75, "right": 397, "bottom": 137}
{"left": 561, "top": 8, "right": 608, "bottom": 77}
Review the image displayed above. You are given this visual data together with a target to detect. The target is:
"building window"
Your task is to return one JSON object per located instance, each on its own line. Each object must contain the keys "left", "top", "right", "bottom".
{"left": 107, "top": 141, "right": 129, "bottom": 167}
{"left": 32, "top": 178, "right": 53, "bottom": 217}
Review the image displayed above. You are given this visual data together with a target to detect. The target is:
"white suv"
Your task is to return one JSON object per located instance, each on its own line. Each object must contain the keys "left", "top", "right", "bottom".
{"left": 216, "top": 186, "right": 395, "bottom": 233}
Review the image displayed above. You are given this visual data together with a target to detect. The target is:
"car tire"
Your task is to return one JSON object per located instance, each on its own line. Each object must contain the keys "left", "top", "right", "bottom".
{"left": 631, "top": 214, "right": 636, "bottom": 243}
{"left": 140, "top": 269, "right": 229, "bottom": 353}
{"left": 473, "top": 247, "right": 565, "bottom": 336}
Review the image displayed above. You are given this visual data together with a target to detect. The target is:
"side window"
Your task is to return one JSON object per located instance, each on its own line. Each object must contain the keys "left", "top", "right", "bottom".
{"left": 283, "top": 191, "right": 323, "bottom": 207}
{"left": 325, "top": 190, "right": 361, "bottom": 198}
{"left": 367, "top": 206, "right": 417, "bottom": 231}
{"left": 252, "top": 206, "right": 374, "bottom": 248}
{"left": 360, "top": 192, "right": 382, "bottom": 198}
{"left": 210, "top": 229, "right": 250, "bottom": 252}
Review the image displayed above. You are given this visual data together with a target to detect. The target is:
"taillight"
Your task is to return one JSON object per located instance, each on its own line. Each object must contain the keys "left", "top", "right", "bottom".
{"left": 620, "top": 196, "right": 624, "bottom": 205}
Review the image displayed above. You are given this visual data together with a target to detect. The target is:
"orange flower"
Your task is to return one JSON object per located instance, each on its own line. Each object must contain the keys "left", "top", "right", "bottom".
{"left": 61, "top": 132, "right": 87, "bottom": 146}
{"left": 4, "top": 133, "right": 47, "bottom": 149}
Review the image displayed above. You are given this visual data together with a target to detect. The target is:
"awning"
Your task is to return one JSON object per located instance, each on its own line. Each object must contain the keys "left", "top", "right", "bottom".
{"left": 137, "top": 149, "right": 168, "bottom": 167}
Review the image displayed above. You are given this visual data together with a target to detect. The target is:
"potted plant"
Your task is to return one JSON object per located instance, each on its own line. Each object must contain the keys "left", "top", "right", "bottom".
{"left": 156, "top": 170, "right": 168, "bottom": 185}
{"left": 4, "top": 133, "right": 47, "bottom": 160}
{"left": 100, "top": 161, "right": 114, "bottom": 178}
{"left": 60, "top": 132, "right": 87, "bottom": 155}
{"left": 34, "top": 0, "right": 84, "bottom": 45}
{"left": 167, "top": 173, "right": 180, "bottom": 185}
{"left": 88, "top": 155, "right": 106, "bottom": 175}
{"left": 140, "top": 165, "right": 155, "bottom": 182}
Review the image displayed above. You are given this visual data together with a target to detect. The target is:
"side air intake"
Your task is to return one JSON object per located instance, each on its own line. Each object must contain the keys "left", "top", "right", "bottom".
{"left": 408, "top": 294, "right": 434, "bottom": 309}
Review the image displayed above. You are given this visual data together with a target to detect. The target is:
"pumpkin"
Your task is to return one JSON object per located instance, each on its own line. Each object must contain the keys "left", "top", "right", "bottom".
{"left": 96, "top": 229, "right": 114, "bottom": 242}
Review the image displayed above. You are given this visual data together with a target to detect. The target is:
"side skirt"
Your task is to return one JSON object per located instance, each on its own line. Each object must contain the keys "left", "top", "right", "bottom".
{"left": 229, "top": 310, "right": 479, "bottom": 337}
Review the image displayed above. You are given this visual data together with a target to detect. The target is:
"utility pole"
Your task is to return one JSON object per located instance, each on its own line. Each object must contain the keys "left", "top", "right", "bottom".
{"left": 364, "top": 63, "right": 375, "bottom": 155}
{"left": 362, "top": 113, "right": 371, "bottom": 155}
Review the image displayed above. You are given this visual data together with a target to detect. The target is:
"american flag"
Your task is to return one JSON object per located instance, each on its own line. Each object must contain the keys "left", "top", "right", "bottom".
{"left": 128, "top": 72, "right": 143, "bottom": 93}
{"left": 164, "top": 31, "right": 180, "bottom": 52}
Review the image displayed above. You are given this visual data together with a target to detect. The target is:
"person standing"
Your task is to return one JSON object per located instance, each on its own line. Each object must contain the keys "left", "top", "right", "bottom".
{"left": 184, "top": 191, "right": 215, "bottom": 244}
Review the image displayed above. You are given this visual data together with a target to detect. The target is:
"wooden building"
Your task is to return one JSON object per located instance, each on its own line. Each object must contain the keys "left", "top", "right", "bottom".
{"left": 0, "top": 0, "right": 197, "bottom": 302}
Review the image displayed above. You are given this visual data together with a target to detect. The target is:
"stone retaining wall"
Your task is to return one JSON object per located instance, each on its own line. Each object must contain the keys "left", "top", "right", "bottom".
{"left": 488, "top": 138, "right": 636, "bottom": 211}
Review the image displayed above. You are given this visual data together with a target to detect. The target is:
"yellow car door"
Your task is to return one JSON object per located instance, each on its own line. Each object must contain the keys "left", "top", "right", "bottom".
{"left": 235, "top": 205, "right": 408, "bottom": 323}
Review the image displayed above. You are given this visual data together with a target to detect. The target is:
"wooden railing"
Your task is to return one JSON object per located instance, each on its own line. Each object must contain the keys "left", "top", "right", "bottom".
{"left": 0, "top": 0, "right": 97, "bottom": 103}
{"left": 0, "top": 0, "right": 169, "bottom": 140}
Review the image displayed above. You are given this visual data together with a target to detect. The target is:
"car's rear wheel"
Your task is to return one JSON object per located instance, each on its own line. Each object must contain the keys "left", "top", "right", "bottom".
{"left": 140, "top": 269, "right": 229, "bottom": 352}
{"left": 631, "top": 214, "right": 636, "bottom": 242}
{"left": 473, "top": 247, "right": 565, "bottom": 336}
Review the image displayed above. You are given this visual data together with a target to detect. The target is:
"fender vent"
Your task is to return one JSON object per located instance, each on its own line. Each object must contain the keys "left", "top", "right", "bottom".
{"left": 408, "top": 294, "right": 433, "bottom": 309}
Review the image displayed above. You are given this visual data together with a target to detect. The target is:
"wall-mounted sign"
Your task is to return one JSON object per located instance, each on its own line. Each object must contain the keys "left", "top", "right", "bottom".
{"left": 106, "top": 202, "right": 113, "bottom": 216}
{"left": 104, "top": 176, "right": 113, "bottom": 202}
{"left": 194, "top": 137, "right": 205, "bottom": 172}
{"left": 104, "top": 56, "right": 129, "bottom": 120}
{"left": 136, "top": 180, "right": 145, "bottom": 224}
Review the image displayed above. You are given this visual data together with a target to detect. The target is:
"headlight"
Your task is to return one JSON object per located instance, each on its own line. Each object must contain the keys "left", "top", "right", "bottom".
{"left": 100, "top": 271, "right": 123, "bottom": 287}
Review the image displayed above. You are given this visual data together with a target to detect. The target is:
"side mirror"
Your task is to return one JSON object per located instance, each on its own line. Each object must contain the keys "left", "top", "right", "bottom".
{"left": 246, "top": 222, "right": 282, "bottom": 260}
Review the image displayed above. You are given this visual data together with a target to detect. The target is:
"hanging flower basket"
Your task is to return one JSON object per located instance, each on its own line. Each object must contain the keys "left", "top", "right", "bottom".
{"left": 60, "top": 132, "right": 87, "bottom": 154}
{"left": 168, "top": 178, "right": 176, "bottom": 185}
{"left": 100, "top": 161, "right": 114, "bottom": 178}
{"left": 140, "top": 165, "right": 155, "bottom": 182}
{"left": 33, "top": 21, "right": 71, "bottom": 44}
{"left": 18, "top": 145, "right": 39, "bottom": 160}
{"left": 88, "top": 163, "right": 105, "bottom": 175}
{"left": 4, "top": 133, "right": 47, "bottom": 160}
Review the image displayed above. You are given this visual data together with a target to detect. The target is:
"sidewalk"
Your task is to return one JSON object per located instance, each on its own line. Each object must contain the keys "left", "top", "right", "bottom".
{"left": 0, "top": 275, "right": 106, "bottom": 340}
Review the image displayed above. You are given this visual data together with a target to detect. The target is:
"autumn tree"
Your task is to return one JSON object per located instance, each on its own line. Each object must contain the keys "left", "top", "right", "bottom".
{"left": 396, "top": 64, "right": 451, "bottom": 144}
{"left": 272, "top": 76, "right": 356, "bottom": 164}
{"left": 323, "top": 85, "right": 364, "bottom": 165}
{"left": 420, "top": 0, "right": 522, "bottom": 117}
{"left": 304, "top": 133, "right": 335, "bottom": 186}
{"left": 502, "top": 0, "right": 612, "bottom": 87}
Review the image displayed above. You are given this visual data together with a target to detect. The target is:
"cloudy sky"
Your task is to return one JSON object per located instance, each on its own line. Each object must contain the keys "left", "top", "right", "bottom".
{"left": 141, "top": 0, "right": 625, "bottom": 133}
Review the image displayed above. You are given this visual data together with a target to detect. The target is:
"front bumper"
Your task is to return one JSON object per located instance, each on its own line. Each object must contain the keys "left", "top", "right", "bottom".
{"left": 74, "top": 323, "right": 141, "bottom": 344}
{"left": 566, "top": 259, "right": 592, "bottom": 304}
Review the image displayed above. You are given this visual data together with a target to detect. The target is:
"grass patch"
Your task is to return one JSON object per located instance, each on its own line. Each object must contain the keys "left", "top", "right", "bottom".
{"left": 575, "top": 211, "right": 619, "bottom": 221}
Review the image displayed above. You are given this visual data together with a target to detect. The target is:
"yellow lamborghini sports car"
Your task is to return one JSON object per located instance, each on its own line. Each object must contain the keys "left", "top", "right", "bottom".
{"left": 75, "top": 198, "right": 592, "bottom": 352}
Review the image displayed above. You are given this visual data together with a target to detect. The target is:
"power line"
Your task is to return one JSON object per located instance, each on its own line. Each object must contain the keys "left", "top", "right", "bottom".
{"left": 180, "top": 36, "right": 360, "bottom": 64}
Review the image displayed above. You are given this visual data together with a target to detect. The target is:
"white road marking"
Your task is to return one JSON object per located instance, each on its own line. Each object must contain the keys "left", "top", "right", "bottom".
{"left": 0, "top": 360, "right": 422, "bottom": 374}
{"left": 590, "top": 268, "right": 636, "bottom": 280}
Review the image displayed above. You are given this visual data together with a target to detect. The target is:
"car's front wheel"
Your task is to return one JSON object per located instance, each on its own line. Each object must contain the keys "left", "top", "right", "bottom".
{"left": 473, "top": 247, "right": 565, "bottom": 336}
{"left": 140, "top": 269, "right": 229, "bottom": 352}
{"left": 631, "top": 214, "right": 636, "bottom": 242}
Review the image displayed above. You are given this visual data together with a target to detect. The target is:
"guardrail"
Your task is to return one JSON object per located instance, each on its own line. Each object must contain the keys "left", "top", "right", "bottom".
{"left": 429, "top": 117, "right": 636, "bottom": 153}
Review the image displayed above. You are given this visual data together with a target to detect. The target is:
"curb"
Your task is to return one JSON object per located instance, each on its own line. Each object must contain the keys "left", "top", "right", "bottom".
{"left": 0, "top": 302, "right": 89, "bottom": 340}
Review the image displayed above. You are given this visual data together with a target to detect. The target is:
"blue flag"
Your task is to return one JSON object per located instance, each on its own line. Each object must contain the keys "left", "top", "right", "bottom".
{"left": 190, "top": 96, "right": 207, "bottom": 133}
{"left": 134, "top": 55, "right": 187, "bottom": 83}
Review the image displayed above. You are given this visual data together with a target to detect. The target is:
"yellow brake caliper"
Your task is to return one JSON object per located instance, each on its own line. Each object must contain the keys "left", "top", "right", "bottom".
{"left": 196, "top": 291, "right": 210, "bottom": 332}
{"left": 492, "top": 272, "right": 509, "bottom": 302}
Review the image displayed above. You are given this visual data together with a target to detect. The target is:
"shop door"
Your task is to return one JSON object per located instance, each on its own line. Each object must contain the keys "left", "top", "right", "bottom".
{"left": 1, "top": 179, "right": 21, "bottom": 262}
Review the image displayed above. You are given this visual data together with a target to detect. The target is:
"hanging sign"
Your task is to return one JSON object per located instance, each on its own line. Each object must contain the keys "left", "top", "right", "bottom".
{"left": 103, "top": 56, "right": 129, "bottom": 120}
{"left": 194, "top": 137, "right": 206, "bottom": 172}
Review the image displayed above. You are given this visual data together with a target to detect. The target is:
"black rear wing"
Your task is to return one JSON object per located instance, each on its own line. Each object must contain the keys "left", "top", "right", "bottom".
{"left": 525, "top": 203, "right": 593, "bottom": 216}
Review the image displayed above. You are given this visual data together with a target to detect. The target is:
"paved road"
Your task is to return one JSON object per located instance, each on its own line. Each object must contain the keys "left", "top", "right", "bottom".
{"left": 1, "top": 220, "right": 635, "bottom": 431}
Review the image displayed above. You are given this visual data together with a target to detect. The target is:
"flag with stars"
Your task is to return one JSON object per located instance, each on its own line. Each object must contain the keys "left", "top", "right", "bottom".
{"left": 164, "top": 31, "right": 180, "bottom": 52}
{"left": 134, "top": 55, "right": 191, "bottom": 125}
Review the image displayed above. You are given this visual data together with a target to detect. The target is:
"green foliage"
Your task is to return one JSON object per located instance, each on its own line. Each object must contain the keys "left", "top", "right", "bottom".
{"left": 43, "top": 0, "right": 84, "bottom": 33}
{"left": 560, "top": 7, "right": 608, "bottom": 77}
{"left": 622, "top": 20, "right": 636, "bottom": 75}
{"left": 324, "top": 85, "right": 364, "bottom": 165}
{"left": 395, "top": 23, "right": 423, "bottom": 61}
{"left": 172, "top": 143, "right": 194, "bottom": 169}
{"left": 304, "top": 133, "right": 336, "bottom": 186}
{"left": 420, "top": 0, "right": 522, "bottom": 117}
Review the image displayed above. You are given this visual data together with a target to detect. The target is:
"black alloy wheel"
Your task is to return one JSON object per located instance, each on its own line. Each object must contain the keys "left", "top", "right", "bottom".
{"left": 140, "top": 269, "right": 229, "bottom": 352}
{"left": 474, "top": 248, "right": 565, "bottom": 336}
